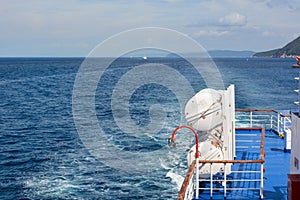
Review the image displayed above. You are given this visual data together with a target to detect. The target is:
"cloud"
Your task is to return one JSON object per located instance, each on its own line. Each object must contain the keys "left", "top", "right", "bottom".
{"left": 219, "top": 12, "right": 247, "bottom": 26}
{"left": 261, "top": 31, "right": 274, "bottom": 37}
{"left": 1, "top": 0, "right": 300, "bottom": 56}
{"left": 193, "top": 30, "right": 230, "bottom": 37}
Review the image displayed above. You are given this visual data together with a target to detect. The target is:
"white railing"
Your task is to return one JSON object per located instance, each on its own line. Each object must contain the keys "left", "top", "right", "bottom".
{"left": 179, "top": 110, "right": 291, "bottom": 200}
{"left": 179, "top": 161, "right": 264, "bottom": 200}
{"left": 271, "top": 113, "right": 292, "bottom": 134}
{"left": 179, "top": 127, "right": 265, "bottom": 200}
{"left": 236, "top": 109, "right": 292, "bottom": 152}
{"left": 196, "top": 162, "right": 264, "bottom": 199}
{"left": 235, "top": 109, "right": 292, "bottom": 135}
{"left": 196, "top": 127, "right": 265, "bottom": 199}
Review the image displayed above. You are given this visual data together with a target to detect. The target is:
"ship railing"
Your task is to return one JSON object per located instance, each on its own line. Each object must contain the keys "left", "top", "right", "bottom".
{"left": 178, "top": 128, "right": 265, "bottom": 200}
{"left": 235, "top": 109, "right": 291, "bottom": 135}
{"left": 197, "top": 161, "right": 264, "bottom": 199}
{"left": 178, "top": 160, "right": 196, "bottom": 200}
{"left": 197, "top": 127, "right": 265, "bottom": 200}
{"left": 271, "top": 113, "right": 292, "bottom": 134}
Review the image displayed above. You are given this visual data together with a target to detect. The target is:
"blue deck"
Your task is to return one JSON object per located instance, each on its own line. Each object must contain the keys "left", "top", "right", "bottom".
{"left": 260, "top": 129, "right": 289, "bottom": 199}
{"left": 198, "top": 129, "right": 290, "bottom": 199}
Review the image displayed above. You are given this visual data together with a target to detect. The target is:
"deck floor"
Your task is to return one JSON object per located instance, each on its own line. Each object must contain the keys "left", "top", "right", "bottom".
{"left": 198, "top": 129, "right": 290, "bottom": 199}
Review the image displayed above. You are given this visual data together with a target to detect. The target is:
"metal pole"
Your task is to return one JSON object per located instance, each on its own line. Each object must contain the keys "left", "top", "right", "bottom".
{"left": 270, "top": 115, "right": 273, "bottom": 130}
{"left": 196, "top": 158, "right": 199, "bottom": 199}
{"left": 224, "top": 164, "right": 227, "bottom": 198}
{"left": 250, "top": 111, "right": 253, "bottom": 127}
{"left": 260, "top": 163, "right": 264, "bottom": 199}
{"left": 277, "top": 113, "right": 280, "bottom": 133}
{"left": 210, "top": 163, "right": 213, "bottom": 198}
{"left": 283, "top": 117, "right": 286, "bottom": 132}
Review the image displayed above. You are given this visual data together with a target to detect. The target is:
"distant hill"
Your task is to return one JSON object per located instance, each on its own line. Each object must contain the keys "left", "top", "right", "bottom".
{"left": 124, "top": 49, "right": 256, "bottom": 58}
{"left": 166, "top": 50, "right": 255, "bottom": 58}
{"left": 208, "top": 50, "right": 255, "bottom": 58}
{"left": 253, "top": 36, "right": 300, "bottom": 58}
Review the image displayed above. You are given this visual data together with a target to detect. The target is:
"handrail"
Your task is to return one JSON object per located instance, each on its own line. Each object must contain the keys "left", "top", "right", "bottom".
{"left": 259, "top": 128, "right": 265, "bottom": 159}
{"left": 178, "top": 160, "right": 196, "bottom": 200}
{"left": 199, "top": 127, "right": 265, "bottom": 199}
{"left": 198, "top": 159, "right": 264, "bottom": 164}
{"left": 236, "top": 109, "right": 275, "bottom": 113}
{"left": 236, "top": 109, "right": 291, "bottom": 134}
{"left": 178, "top": 127, "right": 265, "bottom": 200}
{"left": 236, "top": 109, "right": 291, "bottom": 117}
{"left": 198, "top": 127, "right": 265, "bottom": 164}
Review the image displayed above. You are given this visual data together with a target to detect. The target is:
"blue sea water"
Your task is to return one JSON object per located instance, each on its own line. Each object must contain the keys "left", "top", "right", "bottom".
{"left": 0, "top": 57, "right": 298, "bottom": 199}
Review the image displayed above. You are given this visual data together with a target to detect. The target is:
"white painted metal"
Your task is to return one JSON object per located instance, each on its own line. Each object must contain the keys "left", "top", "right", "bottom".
{"left": 186, "top": 85, "right": 235, "bottom": 177}
{"left": 222, "top": 85, "right": 235, "bottom": 173}
{"left": 210, "top": 164, "right": 213, "bottom": 198}
{"left": 185, "top": 88, "right": 222, "bottom": 132}
{"left": 236, "top": 110, "right": 292, "bottom": 151}
{"left": 291, "top": 113, "right": 300, "bottom": 174}
{"left": 187, "top": 141, "right": 224, "bottom": 177}
{"left": 199, "top": 163, "right": 263, "bottom": 197}
{"left": 230, "top": 85, "right": 236, "bottom": 158}
{"left": 181, "top": 85, "right": 272, "bottom": 199}
{"left": 260, "top": 163, "right": 264, "bottom": 199}
{"left": 195, "top": 157, "right": 199, "bottom": 199}
{"left": 285, "top": 129, "right": 291, "bottom": 150}
{"left": 277, "top": 113, "right": 280, "bottom": 133}
{"left": 224, "top": 163, "right": 227, "bottom": 198}
{"left": 182, "top": 85, "right": 236, "bottom": 199}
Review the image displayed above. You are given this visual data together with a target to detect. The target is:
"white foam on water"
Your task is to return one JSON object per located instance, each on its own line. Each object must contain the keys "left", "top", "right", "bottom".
{"left": 166, "top": 171, "right": 184, "bottom": 191}
{"left": 24, "top": 176, "right": 82, "bottom": 197}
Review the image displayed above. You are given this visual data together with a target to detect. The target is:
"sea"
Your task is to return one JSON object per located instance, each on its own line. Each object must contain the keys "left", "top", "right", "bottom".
{"left": 0, "top": 57, "right": 298, "bottom": 199}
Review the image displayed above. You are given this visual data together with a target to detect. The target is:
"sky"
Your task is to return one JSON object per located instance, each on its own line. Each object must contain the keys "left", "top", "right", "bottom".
{"left": 1, "top": 0, "right": 300, "bottom": 57}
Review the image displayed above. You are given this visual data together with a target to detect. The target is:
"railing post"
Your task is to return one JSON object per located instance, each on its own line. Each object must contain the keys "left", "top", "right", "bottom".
{"left": 210, "top": 163, "right": 213, "bottom": 199}
{"left": 270, "top": 115, "right": 273, "bottom": 130}
{"left": 250, "top": 111, "right": 253, "bottom": 127}
{"left": 196, "top": 158, "right": 199, "bottom": 199}
{"left": 277, "top": 113, "right": 280, "bottom": 133}
{"left": 260, "top": 163, "right": 264, "bottom": 199}
{"left": 224, "top": 163, "right": 227, "bottom": 199}
{"left": 283, "top": 117, "right": 286, "bottom": 132}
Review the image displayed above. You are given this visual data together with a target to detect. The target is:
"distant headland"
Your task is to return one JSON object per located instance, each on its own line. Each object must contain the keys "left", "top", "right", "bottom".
{"left": 253, "top": 36, "right": 300, "bottom": 58}
{"left": 122, "top": 36, "right": 300, "bottom": 58}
